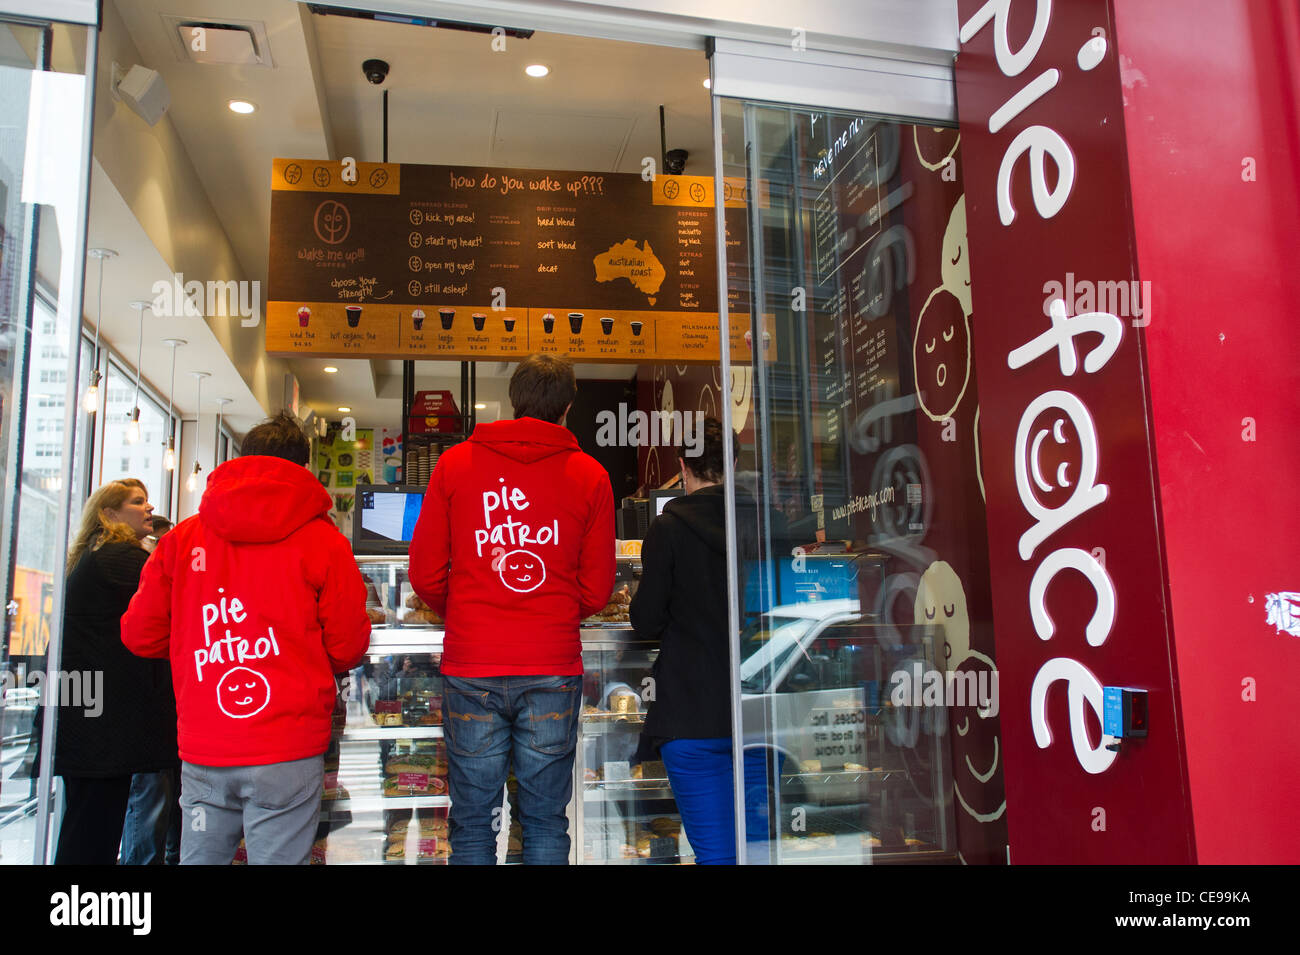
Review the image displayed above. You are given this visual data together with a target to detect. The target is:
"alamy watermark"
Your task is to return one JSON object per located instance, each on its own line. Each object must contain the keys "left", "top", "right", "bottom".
{"left": 595, "top": 403, "right": 704, "bottom": 456}
{"left": 151, "top": 273, "right": 261, "bottom": 327}
{"left": 2, "top": 667, "right": 103, "bottom": 717}
{"left": 1042, "top": 272, "right": 1152, "bottom": 328}
{"left": 889, "top": 662, "right": 999, "bottom": 717}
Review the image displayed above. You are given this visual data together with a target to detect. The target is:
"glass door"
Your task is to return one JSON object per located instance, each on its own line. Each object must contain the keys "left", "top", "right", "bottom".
{"left": 715, "top": 95, "right": 1009, "bottom": 865}
{"left": 0, "top": 10, "right": 98, "bottom": 864}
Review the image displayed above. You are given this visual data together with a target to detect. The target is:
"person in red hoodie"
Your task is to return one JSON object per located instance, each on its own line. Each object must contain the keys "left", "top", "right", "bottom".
{"left": 122, "top": 412, "right": 370, "bottom": 865}
{"left": 410, "top": 353, "right": 615, "bottom": 864}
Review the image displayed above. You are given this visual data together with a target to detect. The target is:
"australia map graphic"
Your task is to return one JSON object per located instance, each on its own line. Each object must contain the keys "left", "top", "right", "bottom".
{"left": 593, "top": 239, "right": 666, "bottom": 305}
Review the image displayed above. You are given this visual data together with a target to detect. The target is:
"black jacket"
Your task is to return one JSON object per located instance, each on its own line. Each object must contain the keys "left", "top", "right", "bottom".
{"left": 54, "top": 541, "right": 179, "bottom": 777}
{"left": 631, "top": 485, "right": 758, "bottom": 740}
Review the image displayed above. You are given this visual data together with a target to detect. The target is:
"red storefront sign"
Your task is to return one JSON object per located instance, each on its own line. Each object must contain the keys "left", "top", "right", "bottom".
{"left": 955, "top": 0, "right": 1195, "bottom": 862}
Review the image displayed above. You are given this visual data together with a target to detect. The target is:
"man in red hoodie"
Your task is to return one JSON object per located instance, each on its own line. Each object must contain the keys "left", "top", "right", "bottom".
{"left": 122, "top": 412, "right": 370, "bottom": 864}
{"left": 410, "top": 354, "right": 615, "bottom": 864}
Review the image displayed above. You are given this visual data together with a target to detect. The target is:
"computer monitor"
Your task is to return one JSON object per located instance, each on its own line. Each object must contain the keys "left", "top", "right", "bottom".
{"left": 649, "top": 488, "right": 684, "bottom": 519}
{"left": 352, "top": 484, "right": 425, "bottom": 554}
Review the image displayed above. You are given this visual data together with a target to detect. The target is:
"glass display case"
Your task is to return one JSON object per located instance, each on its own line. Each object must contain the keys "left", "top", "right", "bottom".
{"left": 307, "top": 555, "right": 691, "bottom": 864}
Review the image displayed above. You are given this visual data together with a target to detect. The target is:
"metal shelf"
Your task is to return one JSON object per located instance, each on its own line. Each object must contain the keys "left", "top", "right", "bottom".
{"left": 322, "top": 795, "right": 450, "bottom": 812}
{"left": 341, "top": 724, "right": 444, "bottom": 740}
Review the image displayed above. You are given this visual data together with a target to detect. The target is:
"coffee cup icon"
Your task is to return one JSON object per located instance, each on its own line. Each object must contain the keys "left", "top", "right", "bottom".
{"left": 412, "top": 308, "right": 425, "bottom": 331}
{"left": 439, "top": 308, "right": 455, "bottom": 330}
{"left": 503, "top": 317, "right": 516, "bottom": 333}
{"left": 472, "top": 312, "right": 487, "bottom": 332}
{"left": 297, "top": 306, "right": 311, "bottom": 328}
{"left": 345, "top": 305, "right": 362, "bottom": 328}
{"left": 630, "top": 320, "right": 644, "bottom": 337}
{"left": 600, "top": 317, "right": 615, "bottom": 336}
{"left": 542, "top": 313, "right": 556, "bottom": 334}
{"left": 568, "top": 312, "right": 584, "bottom": 335}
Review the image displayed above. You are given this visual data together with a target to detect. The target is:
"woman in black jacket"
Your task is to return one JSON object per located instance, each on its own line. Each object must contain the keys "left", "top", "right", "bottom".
{"left": 53, "top": 480, "right": 178, "bottom": 865}
{"left": 630, "top": 418, "right": 767, "bottom": 864}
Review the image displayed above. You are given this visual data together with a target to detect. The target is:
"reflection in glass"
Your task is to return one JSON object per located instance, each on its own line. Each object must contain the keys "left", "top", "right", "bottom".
{"left": 721, "top": 101, "right": 1004, "bottom": 864}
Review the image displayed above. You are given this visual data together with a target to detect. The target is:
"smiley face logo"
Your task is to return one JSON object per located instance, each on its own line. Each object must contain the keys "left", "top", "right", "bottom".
{"left": 216, "top": 666, "right": 270, "bottom": 719}
{"left": 499, "top": 549, "right": 546, "bottom": 593}
{"left": 940, "top": 195, "right": 972, "bottom": 319}
{"left": 913, "top": 560, "right": 970, "bottom": 669}
{"left": 913, "top": 125, "right": 961, "bottom": 172}
{"left": 912, "top": 286, "right": 971, "bottom": 422}
{"left": 1028, "top": 415, "right": 1079, "bottom": 499}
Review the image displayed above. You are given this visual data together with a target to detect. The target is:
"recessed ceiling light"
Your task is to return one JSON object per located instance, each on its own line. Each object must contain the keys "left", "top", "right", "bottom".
{"left": 228, "top": 99, "right": 257, "bottom": 114}
{"left": 323, "top": 366, "right": 338, "bottom": 374}
{"left": 703, "top": 78, "right": 711, "bottom": 89}
{"left": 525, "top": 64, "right": 549, "bottom": 78}
{"left": 338, "top": 406, "right": 351, "bottom": 413}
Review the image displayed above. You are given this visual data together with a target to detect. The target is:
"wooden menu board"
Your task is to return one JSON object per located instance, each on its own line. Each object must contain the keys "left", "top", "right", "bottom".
{"left": 266, "top": 158, "right": 768, "bottom": 363}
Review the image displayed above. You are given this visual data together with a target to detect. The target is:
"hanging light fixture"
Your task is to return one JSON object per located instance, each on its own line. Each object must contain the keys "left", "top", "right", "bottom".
{"left": 125, "top": 299, "right": 152, "bottom": 443}
{"left": 83, "top": 248, "right": 116, "bottom": 413}
{"left": 187, "top": 371, "right": 210, "bottom": 492}
{"left": 161, "top": 339, "right": 186, "bottom": 470}
{"left": 214, "top": 397, "right": 232, "bottom": 470}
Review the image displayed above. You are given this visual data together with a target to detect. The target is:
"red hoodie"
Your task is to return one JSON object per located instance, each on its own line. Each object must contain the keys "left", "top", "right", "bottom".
{"left": 409, "top": 417, "right": 615, "bottom": 676}
{"left": 122, "top": 456, "right": 371, "bottom": 766}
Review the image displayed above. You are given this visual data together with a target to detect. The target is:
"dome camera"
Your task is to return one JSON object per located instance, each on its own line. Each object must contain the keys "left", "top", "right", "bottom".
{"left": 363, "top": 58, "right": 390, "bottom": 85}
{"left": 665, "top": 149, "right": 689, "bottom": 175}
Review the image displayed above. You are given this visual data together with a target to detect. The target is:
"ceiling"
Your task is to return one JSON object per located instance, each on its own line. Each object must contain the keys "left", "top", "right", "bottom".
{"left": 109, "top": 0, "right": 714, "bottom": 425}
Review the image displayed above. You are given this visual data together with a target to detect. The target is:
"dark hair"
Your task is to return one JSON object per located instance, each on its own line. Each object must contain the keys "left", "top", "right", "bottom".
{"left": 509, "top": 354, "right": 577, "bottom": 424}
{"left": 150, "top": 516, "right": 174, "bottom": 536}
{"left": 679, "top": 417, "right": 738, "bottom": 483}
{"left": 241, "top": 411, "right": 310, "bottom": 465}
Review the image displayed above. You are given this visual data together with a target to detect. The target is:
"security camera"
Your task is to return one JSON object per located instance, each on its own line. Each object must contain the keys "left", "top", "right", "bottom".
{"left": 665, "top": 149, "right": 688, "bottom": 175}
{"left": 362, "top": 58, "right": 390, "bottom": 85}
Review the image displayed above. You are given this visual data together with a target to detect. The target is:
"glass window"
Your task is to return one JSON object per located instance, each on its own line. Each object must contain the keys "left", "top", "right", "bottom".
{"left": 720, "top": 100, "right": 1001, "bottom": 865}
{"left": 0, "top": 17, "right": 97, "bottom": 865}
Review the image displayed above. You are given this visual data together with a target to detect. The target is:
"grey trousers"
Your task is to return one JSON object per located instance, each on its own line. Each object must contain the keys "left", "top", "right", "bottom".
{"left": 178, "top": 755, "right": 324, "bottom": 865}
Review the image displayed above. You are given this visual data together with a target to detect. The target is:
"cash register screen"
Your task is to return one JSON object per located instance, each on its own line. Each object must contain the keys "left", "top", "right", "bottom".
{"left": 353, "top": 485, "right": 425, "bottom": 554}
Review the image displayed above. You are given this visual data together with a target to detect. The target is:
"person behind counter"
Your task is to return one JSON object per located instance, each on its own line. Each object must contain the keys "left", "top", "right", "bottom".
{"left": 409, "top": 352, "right": 615, "bottom": 865}
{"left": 122, "top": 411, "right": 371, "bottom": 865}
{"left": 629, "top": 418, "right": 770, "bottom": 865}
{"left": 53, "top": 479, "right": 178, "bottom": 865}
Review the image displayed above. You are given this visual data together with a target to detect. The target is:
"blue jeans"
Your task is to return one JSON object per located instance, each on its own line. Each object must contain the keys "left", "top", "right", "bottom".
{"left": 442, "top": 674, "right": 581, "bottom": 865}
{"left": 120, "top": 770, "right": 176, "bottom": 865}
{"left": 660, "top": 738, "right": 771, "bottom": 865}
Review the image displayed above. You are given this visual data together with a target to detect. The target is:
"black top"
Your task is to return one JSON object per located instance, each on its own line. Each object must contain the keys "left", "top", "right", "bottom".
{"left": 54, "top": 540, "right": 179, "bottom": 777}
{"left": 631, "top": 485, "right": 760, "bottom": 740}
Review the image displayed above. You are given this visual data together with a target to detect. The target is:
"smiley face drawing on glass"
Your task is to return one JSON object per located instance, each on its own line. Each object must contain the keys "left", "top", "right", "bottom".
{"left": 913, "top": 195, "right": 973, "bottom": 422}
{"left": 499, "top": 548, "right": 546, "bottom": 593}
{"left": 216, "top": 666, "right": 270, "bottom": 719}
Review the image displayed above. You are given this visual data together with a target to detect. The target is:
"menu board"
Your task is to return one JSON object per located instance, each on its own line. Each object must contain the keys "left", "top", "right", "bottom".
{"left": 267, "top": 159, "right": 768, "bottom": 364}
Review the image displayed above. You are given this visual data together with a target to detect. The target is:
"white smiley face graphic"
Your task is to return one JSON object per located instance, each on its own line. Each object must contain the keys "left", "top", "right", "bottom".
{"left": 1029, "top": 416, "right": 1075, "bottom": 495}
{"left": 913, "top": 560, "right": 970, "bottom": 670}
{"left": 499, "top": 548, "right": 546, "bottom": 593}
{"left": 941, "top": 195, "right": 972, "bottom": 319}
{"left": 216, "top": 666, "right": 270, "bottom": 719}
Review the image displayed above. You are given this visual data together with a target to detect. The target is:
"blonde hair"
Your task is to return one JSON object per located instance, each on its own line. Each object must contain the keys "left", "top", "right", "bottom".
{"left": 66, "top": 480, "right": 147, "bottom": 573}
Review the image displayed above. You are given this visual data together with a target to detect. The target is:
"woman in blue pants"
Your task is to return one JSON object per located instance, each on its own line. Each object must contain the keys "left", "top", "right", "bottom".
{"left": 630, "top": 418, "right": 769, "bottom": 864}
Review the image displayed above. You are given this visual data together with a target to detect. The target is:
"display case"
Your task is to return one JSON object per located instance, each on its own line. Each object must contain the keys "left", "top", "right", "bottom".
{"left": 307, "top": 555, "right": 692, "bottom": 865}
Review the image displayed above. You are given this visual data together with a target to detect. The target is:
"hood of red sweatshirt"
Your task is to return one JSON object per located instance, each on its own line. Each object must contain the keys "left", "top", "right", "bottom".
{"left": 468, "top": 417, "right": 579, "bottom": 464}
{"left": 198, "top": 456, "right": 333, "bottom": 543}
